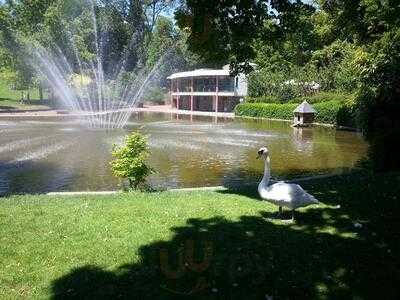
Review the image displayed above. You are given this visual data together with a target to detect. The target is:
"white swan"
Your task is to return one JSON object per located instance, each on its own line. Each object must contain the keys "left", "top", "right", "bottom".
{"left": 257, "top": 147, "right": 319, "bottom": 220}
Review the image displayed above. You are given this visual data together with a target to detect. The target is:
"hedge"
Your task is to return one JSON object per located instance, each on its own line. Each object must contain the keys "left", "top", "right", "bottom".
{"left": 235, "top": 102, "right": 297, "bottom": 120}
{"left": 235, "top": 100, "right": 356, "bottom": 126}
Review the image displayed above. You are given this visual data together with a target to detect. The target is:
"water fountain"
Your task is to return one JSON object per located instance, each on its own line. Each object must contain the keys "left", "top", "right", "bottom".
{"left": 29, "top": 0, "right": 166, "bottom": 129}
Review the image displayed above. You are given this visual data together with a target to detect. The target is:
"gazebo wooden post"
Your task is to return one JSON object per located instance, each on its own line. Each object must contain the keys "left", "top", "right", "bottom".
{"left": 190, "top": 77, "right": 194, "bottom": 111}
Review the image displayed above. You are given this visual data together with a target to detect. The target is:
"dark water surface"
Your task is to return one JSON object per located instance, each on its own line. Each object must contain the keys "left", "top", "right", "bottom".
{"left": 0, "top": 112, "right": 367, "bottom": 194}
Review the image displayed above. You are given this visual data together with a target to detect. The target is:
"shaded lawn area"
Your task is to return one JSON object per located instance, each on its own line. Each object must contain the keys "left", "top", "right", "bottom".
{"left": 0, "top": 81, "right": 50, "bottom": 111}
{"left": 0, "top": 172, "right": 399, "bottom": 299}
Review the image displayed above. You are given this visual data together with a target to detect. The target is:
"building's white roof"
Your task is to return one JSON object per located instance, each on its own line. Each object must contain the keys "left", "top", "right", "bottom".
{"left": 167, "top": 69, "right": 230, "bottom": 79}
{"left": 294, "top": 100, "right": 316, "bottom": 113}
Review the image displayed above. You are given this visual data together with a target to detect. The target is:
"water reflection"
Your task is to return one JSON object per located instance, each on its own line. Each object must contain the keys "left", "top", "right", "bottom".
{"left": 0, "top": 113, "right": 367, "bottom": 195}
{"left": 292, "top": 127, "right": 314, "bottom": 153}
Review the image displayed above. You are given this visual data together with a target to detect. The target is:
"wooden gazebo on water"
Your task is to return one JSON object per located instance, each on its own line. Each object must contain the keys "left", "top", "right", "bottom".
{"left": 293, "top": 100, "right": 316, "bottom": 127}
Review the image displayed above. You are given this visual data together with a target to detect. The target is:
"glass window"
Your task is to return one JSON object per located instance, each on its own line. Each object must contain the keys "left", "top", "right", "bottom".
{"left": 179, "top": 78, "right": 191, "bottom": 92}
{"left": 218, "top": 76, "right": 234, "bottom": 92}
{"left": 194, "top": 77, "right": 216, "bottom": 92}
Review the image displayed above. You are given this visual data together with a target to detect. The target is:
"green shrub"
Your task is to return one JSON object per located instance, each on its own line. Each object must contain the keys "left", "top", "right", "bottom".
{"left": 235, "top": 100, "right": 356, "bottom": 126}
{"left": 110, "top": 132, "right": 153, "bottom": 190}
{"left": 245, "top": 95, "right": 280, "bottom": 103}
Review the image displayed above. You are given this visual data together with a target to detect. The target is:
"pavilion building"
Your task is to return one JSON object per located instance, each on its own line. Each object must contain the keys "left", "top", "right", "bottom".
{"left": 167, "top": 65, "right": 248, "bottom": 113}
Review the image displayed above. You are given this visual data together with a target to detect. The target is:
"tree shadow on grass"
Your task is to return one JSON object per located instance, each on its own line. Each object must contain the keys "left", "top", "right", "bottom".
{"left": 50, "top": 173, "right": 400, "bottom": 299}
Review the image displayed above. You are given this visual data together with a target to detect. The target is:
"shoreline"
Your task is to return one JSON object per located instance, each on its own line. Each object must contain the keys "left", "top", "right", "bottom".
{"left": 0, "top": 105, "right": 235, "bottom": 118}
{"left": 43, "top": 172, "right": 353, "bottom": 196}
{"left": 236, "top": 115, "right": 358, "bottom": 131}
{"left": 0, "top": 104, "right": 358, "bottom": 131}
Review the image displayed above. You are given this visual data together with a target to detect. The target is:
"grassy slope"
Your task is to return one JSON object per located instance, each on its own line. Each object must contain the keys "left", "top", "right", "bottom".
{"left": 0, "top": 81, "right": 49, "bottom": 111}
{"left": 0, "top": 173, "right": 399, "bottom": 299}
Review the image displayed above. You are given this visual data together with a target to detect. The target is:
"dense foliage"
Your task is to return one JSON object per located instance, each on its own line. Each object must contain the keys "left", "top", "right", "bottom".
{"left": 110, "top": 132, "right": 153, "bottom": 189}
{"left": 355, "top": 28, "right": 400, "bottom": 171}
{"left": 288, "top": 92, "right": 353, "bottom": 104}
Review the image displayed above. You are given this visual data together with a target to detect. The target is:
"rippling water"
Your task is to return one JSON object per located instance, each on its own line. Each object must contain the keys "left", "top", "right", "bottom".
{"left": 0, "top": 112, "right": 367, "bottom": 195}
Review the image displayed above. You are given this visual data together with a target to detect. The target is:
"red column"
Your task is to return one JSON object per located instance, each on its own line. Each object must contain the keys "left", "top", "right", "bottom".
{"left": 170, "top": 79, "right": 174, "bottom": 108}
{"left": 177, "top": 78, "right": 180, "bottom": 110}
{"left": 215, "top": 76, "right": 219, "bottom": 113}
{"left": 190, "top": 77, "right": 194, "bottom": 111}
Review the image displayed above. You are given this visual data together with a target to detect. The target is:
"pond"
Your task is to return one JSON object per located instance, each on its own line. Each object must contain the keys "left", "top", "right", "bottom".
{"left": 0, "top": 112, "right": 367, "bottom": 195}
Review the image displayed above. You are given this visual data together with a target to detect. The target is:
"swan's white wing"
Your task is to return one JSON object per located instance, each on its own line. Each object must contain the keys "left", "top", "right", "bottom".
{"left": 262, "top": 182, "right": 318, "bottom": 209}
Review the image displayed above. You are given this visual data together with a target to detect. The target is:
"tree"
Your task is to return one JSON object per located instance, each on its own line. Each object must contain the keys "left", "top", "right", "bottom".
{"left": 355, "top": 28, "right": 400, "bottom": 171}
{"left": 320, "top": 0, "right": 400, "bottom": 43}
{"left": 0, "top": 3, "right": 37, "bottom": 99}
{"left": 175, "top": 0, "right": 316, "bottom": 73}
{"left": 146, "top": 15, "right": 176, "bottom": 68}
{"left": 320, "top": 0, "right": 400, "bottom": 171}
{"left": 110, "top": 132, "right": 153, "bottom": 190}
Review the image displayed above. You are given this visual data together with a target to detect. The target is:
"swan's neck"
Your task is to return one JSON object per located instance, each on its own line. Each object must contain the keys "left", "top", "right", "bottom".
{"left": 261, "top": 157, "right": 271, "bottom": 187}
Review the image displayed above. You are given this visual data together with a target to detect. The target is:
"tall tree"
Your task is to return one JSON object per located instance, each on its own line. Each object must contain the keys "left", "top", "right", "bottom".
{"left": 175, "top": 0, "right": 315, "bottom": 73}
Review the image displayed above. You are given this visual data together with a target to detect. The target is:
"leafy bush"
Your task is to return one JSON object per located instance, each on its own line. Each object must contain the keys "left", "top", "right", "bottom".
{"left": 307, "top": 41, "right": 360, "bottom": 93}
{"left": 247, "top": 70, "right": 299, "bottom": 102}
{"left": 235, "top": 100, "right": 356, "bottom": 126}
{"left": 245, "top": 95, "right": 280, "bottom": 103}
{"left": 110, "top": 132, "right": 153, "bottom": 190}
{"left": 248, "top": 67, "right": 327, "bottom": 102}
{"left": 248, "top": 41, "right": 360, "bottom": 104}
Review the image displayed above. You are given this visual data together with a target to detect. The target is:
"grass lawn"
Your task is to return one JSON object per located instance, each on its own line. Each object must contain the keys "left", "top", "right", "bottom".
{"left": 0, "top": 81, "right": 50, "bottom": 111}
{"left": 0, "top": 172, "right": 399, "bottom": 299}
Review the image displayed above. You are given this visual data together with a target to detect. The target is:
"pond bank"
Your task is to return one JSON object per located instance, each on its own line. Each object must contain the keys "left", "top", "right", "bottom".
{"left": 44, "top": 172, "right": 355, "bottom": 196}
{"left": 0, "top": 104, "right": 234, "bottom": 118}
{"left": 0, "top": 104, "right": 357, "bottom": 131}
